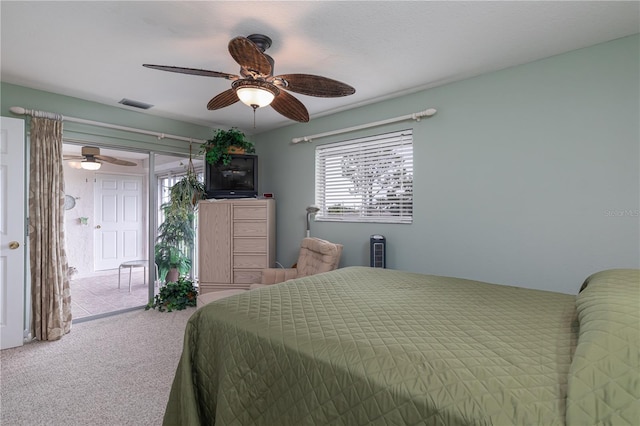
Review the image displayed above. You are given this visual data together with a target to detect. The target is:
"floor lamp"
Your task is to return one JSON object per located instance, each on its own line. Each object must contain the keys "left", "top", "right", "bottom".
{"left": 306, "top": 205, "right": 320, "bottom": 237}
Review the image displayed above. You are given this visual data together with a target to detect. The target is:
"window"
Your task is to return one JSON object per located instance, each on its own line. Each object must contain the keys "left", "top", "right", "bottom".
{"left": 315, "top": 129, "right": 413, "bottom": 223}
{"left": 156, "top": 164, "right": 204, "bottom": 280}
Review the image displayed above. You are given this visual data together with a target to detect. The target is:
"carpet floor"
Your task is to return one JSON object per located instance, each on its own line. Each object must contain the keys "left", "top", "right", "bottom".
{"left": 0, "top": 307, "right": 195, "bottom": 426}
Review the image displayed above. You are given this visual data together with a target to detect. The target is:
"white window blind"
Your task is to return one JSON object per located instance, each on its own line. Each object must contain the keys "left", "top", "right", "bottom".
{"left": 315, "top": 129, "right": 413, "bottom": 223}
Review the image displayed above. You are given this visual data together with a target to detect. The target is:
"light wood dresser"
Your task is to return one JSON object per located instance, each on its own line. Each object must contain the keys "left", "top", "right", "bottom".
{"left": 198, "top": 198, "right": 275, "bottom": 293}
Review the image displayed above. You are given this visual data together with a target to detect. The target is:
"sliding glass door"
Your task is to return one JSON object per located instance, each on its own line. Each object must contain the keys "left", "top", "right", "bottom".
{"left": 63, "top": 144, "right": 200, "bottom": 321}
{"left": 63, "top": 143, "right": 151, "bottom": 320}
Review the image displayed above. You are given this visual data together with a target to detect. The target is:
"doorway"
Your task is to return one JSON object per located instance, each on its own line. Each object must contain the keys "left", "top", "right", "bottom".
{"left": 63, "top": 143, "right": 150, "bottom": 320}
{"left": 63, "top": 144, "right": 199, "bottom": 320}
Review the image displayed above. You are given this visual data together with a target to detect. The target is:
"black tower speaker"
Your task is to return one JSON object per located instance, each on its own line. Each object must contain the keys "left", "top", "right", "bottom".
{"left": 370, "top": 235, "right": 386, "bottom": 268}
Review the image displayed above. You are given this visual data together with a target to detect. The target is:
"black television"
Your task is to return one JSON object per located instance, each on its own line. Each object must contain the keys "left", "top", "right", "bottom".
{"left": 204, "top": 154, "right": 258, "bottom": 199}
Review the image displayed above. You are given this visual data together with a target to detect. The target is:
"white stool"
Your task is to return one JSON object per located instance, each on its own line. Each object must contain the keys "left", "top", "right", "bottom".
{"left": 118, "top": 260, "right": 158, "bottom": 292}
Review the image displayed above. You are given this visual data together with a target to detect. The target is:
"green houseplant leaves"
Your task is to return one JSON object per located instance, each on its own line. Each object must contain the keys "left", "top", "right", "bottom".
{"left": 145, "top": 276, "right": 197, "bottom": 312}
{"left": 200, "top": 128, "right": 256, "bottom": 165}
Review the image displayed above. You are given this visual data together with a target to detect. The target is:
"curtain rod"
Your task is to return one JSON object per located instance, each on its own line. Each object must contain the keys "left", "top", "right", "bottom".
{"left": 291, "top": 108, "right": 437, "bottom": 144}
{"left": 9, "top": 106, "right": 206, "bottom": 144}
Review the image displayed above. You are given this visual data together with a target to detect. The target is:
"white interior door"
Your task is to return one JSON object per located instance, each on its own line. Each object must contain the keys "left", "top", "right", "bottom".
{"left": 94, "top": 173, "right": 144, "bottom": 270}
{"left": 0, "top": 117, "right": 26, "bottom": 350}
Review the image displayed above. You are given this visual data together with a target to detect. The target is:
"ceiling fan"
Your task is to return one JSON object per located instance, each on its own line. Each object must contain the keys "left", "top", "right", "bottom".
{"left": 63, "top": 146, "right": 137, "bottom": 170}
{"left": 143, "top": 34, "right": 356, "bottom": 123}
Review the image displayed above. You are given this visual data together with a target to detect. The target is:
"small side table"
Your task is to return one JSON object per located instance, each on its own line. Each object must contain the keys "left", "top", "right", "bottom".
{"left": 118, "top": 260, "right": 154, "bottom": 292}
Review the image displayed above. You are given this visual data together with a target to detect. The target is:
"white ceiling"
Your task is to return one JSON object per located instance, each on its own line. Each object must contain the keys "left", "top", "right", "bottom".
{"left": 2, "top": 1, "right": 638, "bottom": 134}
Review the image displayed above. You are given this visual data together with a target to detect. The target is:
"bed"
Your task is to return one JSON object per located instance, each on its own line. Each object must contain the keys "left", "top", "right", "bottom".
{"left": 163, "top": 266, "right": 639, "bottom": 425}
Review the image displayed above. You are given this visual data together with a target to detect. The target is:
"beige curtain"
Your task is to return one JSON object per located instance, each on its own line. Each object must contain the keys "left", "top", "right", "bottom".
{"left": 29, "top": 116, "right": 72, "bottom": 340}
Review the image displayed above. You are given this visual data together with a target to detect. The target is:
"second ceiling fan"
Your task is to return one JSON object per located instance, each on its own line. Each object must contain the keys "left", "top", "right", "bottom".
{"left": 63, "top": 146, "right": 137, "bottom": 170}
{"left": 143, "top": 34, "right": 355, "bottom": 123}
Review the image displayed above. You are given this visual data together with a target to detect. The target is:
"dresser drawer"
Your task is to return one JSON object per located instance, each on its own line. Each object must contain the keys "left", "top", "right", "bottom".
{"left": 234, "top": 237, "right": 267, "bottom": 253}
{"left": 234, "top": 221, "right": 266, "bottom": 236}
{"left": 234, "top": 254, "right": 267, "bottom": 269}
{"left": 234, "top": 206, "right": 266, "bottom": 220}
{"left": 233, "top": 270, "right": 263, "bottom": 284}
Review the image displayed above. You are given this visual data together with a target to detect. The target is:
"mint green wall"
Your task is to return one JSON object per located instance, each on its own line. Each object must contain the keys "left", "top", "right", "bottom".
{"left": 3, "top": 35, "right": 637, "bottom": 294}
{"left": 254, "top": 34, "right": 640, "bottom": 294}
{"left": 1, "top": 82, "right": 212, "bottom": 154}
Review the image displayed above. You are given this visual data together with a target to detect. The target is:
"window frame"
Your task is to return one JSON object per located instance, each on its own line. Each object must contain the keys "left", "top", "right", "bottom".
{"left": 314, "top": 129, "right": 414, "bottom": 224}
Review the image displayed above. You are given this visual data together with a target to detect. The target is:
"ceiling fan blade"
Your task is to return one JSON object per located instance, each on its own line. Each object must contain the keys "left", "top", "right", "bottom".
{"left": 143, "top": 64, "right": 238, "bottom": 80}
{"left": 63, "top": 155, "right": 84, "bottom": 161}
{"left": 95, "top": 155, "right": 137, "bottom": 166}
{"left": 270, "top": 91, "right": 309, "bottom": 122}
{"left": 275, "top": 74, "right": 355, "bottom": 97}
{"left": 228, "top": 37, "right": 272, "bottom": 76}
{"left": 207, "top": 88, "right": 239, "bottom": 110}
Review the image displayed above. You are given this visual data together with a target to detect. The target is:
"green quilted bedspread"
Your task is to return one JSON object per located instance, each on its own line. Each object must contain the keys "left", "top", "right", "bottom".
{"left": 566, "top": 269, "right": 639, "bottom": 425}
{"left": 163, "top": 267, "right": 637, "bottom": 425}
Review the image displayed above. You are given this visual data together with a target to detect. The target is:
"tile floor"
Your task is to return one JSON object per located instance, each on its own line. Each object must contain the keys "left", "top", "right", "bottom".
{"left": 70, "top": 268, "right": 155, "bottom": 320}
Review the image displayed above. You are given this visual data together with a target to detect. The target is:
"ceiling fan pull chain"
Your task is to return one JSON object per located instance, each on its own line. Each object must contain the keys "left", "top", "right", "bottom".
{"left": 252, "top": 105, "right": 258, "bottom": 129}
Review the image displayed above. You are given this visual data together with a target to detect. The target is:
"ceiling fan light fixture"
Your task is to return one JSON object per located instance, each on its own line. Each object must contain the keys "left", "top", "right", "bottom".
{"left": 232, "top": 80, "right": 279, "bottom": 109}
{"left": 81, "top": 158, "right": 101, "bottom": 171}
{"left": 237, "top": 87, "right": 274, "bottom": 108}
{"left": 144, "top": 34, "right": 355, "bottom": 123}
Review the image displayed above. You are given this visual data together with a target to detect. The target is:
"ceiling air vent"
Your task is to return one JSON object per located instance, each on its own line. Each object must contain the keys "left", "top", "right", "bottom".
{"left": 118, "top": 98, "right": 153, "bottom": 110}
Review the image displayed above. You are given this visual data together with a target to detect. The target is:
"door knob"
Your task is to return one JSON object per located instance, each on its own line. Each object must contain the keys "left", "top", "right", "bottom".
{"left": 95, "top": 225, "right": 101, "bottom": 229}
{"left": 9, "top": 241, "right": 20, "bottom": 250}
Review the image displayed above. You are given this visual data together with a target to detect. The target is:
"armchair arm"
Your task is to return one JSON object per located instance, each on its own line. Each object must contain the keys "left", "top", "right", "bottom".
{"left": 261, "top": 268, "right": 298, "bottom": 285}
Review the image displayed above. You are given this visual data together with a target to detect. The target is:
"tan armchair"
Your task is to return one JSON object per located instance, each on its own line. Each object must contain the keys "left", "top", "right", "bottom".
{"left": 253, "top": 237, "right": 343, "bottom": 288}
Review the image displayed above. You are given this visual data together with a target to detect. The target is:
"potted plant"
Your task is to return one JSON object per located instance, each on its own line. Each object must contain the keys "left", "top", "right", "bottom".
{"left": 145, "top": 276, "right": 197, "bottom": 312}
{"left": 200, "top": 128, "right": 255, "bottom": 166}
{"left": 168, "top": 168, "right": 206, "bottom": 208}
{"left": 154, "top": 241, "right": 191, "bottom": 284}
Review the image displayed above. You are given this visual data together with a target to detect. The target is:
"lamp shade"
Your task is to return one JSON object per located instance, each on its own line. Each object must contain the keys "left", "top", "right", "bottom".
{"left": 81, "top": 159, "right": 101, "bottom": 170}
{"left": 236, "top": 87, "right": 275, "bottom": 108}
{"left": 232, "top": 80, "right": 279, "bottom": 108}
